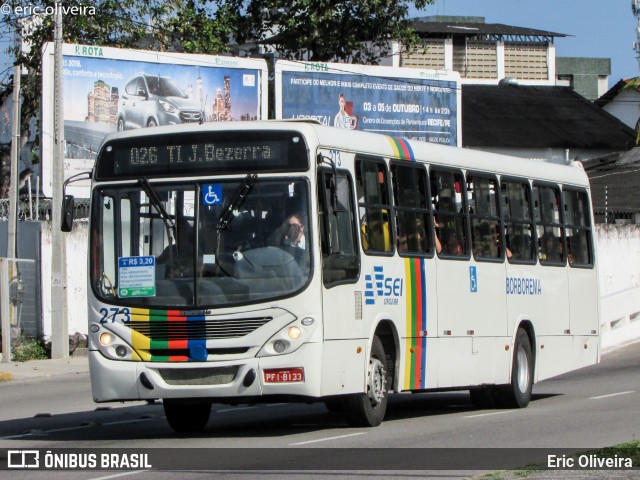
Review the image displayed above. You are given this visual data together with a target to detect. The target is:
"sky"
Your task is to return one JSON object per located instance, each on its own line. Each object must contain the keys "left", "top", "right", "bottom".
{"left": 412, "top": 0, "right": 639, "bottom": 88}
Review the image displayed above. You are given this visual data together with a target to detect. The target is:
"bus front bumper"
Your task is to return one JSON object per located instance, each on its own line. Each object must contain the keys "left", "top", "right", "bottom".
{"left": 89, "top": 343, "right": 325, "bottom": 402}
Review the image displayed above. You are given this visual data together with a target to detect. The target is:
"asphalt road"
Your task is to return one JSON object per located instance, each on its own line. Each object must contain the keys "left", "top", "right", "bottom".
{"left": 1, "top": 342, "right": 639, "bottom": 479}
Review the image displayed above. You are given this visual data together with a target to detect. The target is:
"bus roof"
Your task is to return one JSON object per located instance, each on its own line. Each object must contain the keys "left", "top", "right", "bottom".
{"left": 100, "top": 120, "right": 589, "bottom": 188}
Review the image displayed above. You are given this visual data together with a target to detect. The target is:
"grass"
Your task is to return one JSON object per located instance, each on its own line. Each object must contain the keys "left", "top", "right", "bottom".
{"left": 11, "top": 335, "right": 48, "bottom": 362}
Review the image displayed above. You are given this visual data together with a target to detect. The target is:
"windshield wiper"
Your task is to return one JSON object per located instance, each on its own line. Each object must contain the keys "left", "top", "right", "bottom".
{"left": 216, "top": 173, "right": 257, "bottom": 231}
{"left": 139, "top": 178, "right": 177, "bottom": 243}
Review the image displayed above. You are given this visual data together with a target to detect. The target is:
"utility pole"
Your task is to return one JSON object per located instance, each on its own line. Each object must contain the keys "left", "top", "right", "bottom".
{"left": 2, "top": 11, "right": 23, "bottom": 363}
{"left": 51, "top": 3, "right": 68, "bottom": 359}
{"left": 8, "top": 64, "right": 20, "bottom": 260}
{"left": 634, "top": 1, "right": 640, "bottom": 68}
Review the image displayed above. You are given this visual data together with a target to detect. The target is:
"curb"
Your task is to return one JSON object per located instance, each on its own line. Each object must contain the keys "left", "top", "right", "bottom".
{"left": 0, "top": 372, "right": 14, "bottom": 382}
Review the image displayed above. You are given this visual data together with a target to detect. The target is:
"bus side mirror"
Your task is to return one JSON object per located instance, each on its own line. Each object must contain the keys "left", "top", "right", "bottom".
{"left": 61, "top": 195, "right": 75, "bottom": 232}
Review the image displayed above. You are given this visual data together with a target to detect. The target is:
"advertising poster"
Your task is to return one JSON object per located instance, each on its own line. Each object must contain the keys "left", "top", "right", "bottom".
{"left": 42, "top": 44, "right": 268, "bottom": 198}
{"left": 275, "top": 60, "right": 460, "bottom": 147}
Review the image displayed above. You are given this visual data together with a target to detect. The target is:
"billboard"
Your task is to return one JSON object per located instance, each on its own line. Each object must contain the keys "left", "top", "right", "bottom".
{"left": 42, "top": 43, "right": 268, "bottom": 198}
{"left": 275, "top": 60, "right": 460, "bottom": 147}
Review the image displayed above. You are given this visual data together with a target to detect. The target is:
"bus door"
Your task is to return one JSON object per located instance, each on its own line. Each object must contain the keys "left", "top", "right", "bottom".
{"left": 318, "top": 166, "right": 362, "bottom": 340}
{"left": 531, "top": 183, "right": 570, "bottom": 336}
{"left": 562, "top": 188, "right": 598, "bottom": 336}
{"left": 432, "top": 170, "right": 507, "bottom": 386}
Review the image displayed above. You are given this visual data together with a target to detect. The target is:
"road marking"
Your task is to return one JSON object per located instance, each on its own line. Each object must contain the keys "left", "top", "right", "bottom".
{"left": 589, "top": 391, "right": 635, "bottom": 400}
{"left": 102, "top": 418, "right": 155, "bottom": 426}
{"left": 90, "top": 472, "right": 149, "bottom": 480}
{"left": 463, "top": 410, "right": 515, "bottom": 419}
{"left": 0, "top": 418, "right": 155, "bottom": 439}
{"left": 217, "top": 406, "right": 258, "bottom": 413}
{"left": 289, "top": 432, "right": 365, "bottom": 446}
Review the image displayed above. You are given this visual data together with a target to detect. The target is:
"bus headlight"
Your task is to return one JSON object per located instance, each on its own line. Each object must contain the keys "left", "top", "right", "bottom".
{"left": 257, "top": 316, "right": 319, "bottom": 357}
{"left": 91, "top": 325, "right": 135, "bottom": 361}
{"left": 288, "top": 326, "right": 301, "bottom": 340}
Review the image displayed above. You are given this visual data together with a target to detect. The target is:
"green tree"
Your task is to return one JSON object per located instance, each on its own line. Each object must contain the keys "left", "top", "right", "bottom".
{"left": 0, "top": 0, "right": 431, "bottom": 172}
{"left": 230, "top": 0, "right": 432, "bottom": 64}
{"left": 0, "top": 0, "right": 236, "bottom": 164}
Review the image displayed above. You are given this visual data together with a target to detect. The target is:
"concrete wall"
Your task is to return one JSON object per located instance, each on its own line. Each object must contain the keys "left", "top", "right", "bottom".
{"left": 596, "top": 224, "right": 640, "bottom": 349}
{"left": 41, "top": 221, "right": 88, "bottom": 338}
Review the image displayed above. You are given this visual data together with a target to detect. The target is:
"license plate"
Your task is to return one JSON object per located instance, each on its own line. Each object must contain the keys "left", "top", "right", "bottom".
{"left": 263, "top": 368, "right": 304, "bottom": 383}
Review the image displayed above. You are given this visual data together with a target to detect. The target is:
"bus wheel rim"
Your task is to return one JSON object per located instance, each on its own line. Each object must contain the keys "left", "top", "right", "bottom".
{"left": 516, "top": 346, "right": 529, "bottom": 393}
{"left": 367, "top": 358, "right": 386, "bottom": 406}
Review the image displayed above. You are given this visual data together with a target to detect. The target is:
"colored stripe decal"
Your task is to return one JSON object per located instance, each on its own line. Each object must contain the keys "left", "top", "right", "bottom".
{"left": 404, "top": 258, "right": 427, "bottom": 390}
{"left": 123, "top": 308, "right": 205, "bottom": 362}
{"left": 387, "top": 136, "right": 415, "bottom": 162}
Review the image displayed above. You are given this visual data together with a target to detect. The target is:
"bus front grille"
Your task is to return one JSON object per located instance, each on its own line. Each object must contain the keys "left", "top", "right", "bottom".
{"left": 129, "top": 316, "right": 272, "bottom": 340}
{"left": 158, "top": 366, "right": 239, "bottom": 386}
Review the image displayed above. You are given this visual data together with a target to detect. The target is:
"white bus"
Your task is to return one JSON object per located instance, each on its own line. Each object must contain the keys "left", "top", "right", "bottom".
{"left": 70, "top": 121, "right": 599, "bottom": 432}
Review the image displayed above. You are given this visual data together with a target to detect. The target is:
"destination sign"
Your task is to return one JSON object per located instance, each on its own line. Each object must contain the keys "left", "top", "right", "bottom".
{"left": 95, "top": 130, "right": 309, "bottom": 180}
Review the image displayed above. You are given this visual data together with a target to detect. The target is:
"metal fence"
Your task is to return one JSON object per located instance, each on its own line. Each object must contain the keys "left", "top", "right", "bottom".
{"left": 0, "top": 258, "right": 38, "bottom": 362}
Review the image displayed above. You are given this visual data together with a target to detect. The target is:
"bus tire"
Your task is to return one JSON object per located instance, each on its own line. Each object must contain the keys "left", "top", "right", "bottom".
{"left": 497, "top": 329, "right": 533, "bottom": 408}
{"left": 344, "top": 336, "right": 388, "bottom": 427}
{"left": 163, "top": 399, "right": 212, "bottom": 433}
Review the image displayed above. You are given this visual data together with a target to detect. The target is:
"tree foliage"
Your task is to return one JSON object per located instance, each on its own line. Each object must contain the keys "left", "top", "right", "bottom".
{"left": 230, "top": 0, "right": 431, "bottom": 63}
{"left": 1, "top": 0, "right": 430, "bottom": 162}
{"left": 0, "top": 0, "right": 236, "bottom": 156}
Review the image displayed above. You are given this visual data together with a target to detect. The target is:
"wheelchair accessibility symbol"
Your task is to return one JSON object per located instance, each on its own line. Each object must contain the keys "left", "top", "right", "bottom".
{"left": 202, "top": 184, "right": 222, "bottom": 206}
{"left": 469, "top": 266, "right": 478, "bottom": 293}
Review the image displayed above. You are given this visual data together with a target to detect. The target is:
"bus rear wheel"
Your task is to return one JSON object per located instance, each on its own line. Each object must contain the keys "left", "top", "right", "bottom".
{"left": 163, "top": 399, "right": 212, "bottom": 433}
{"left": 344, "top": 336, "right": 388, "bottom": 427}
{"left": 496, "top": 329, "right": 533, "bottom": 408}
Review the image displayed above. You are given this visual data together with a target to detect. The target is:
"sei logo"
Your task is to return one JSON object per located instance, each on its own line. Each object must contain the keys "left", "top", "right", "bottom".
{"left": 364, "top": 266, "right": 403, "bottom": 306}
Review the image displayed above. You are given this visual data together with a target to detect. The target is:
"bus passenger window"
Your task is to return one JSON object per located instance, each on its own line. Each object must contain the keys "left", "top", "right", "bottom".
{"left": 562, "top": 188, "right": 594, "bottom": 267}
{"left": 467, "top": 175, "right": 501, "bottom": 260}
{"left": 356, "top": 158, "right": 392, "bottom": 254}
{"left": 431, "top": 169, "right": 468, "bottom": 257}
{"left": 391, "top": 162, "right": 431, "bottom": 256}
{"left": 501, "top": 180, "right": 535, "bottom": 263}
{"left": 533, "top": 184, "right": 565, "bottom": 265}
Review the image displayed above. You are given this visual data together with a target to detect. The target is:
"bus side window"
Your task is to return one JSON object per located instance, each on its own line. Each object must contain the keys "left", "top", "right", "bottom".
{"left": 501, "top": 179, "right": 535, "bottom": 263}
{"left": 319, "top": 168, "right": 360, "bottom": 286}
{"left": 562, "top": 188, "right": 594, "bottom": 267}
{"left": 467, "top": 174, "right": 501, "bottom": 260}
{"left": 391, "top": 162, "right": 431, "bottom": 256}
{"left": 533, "top": 183, "right": 565, "bottom": 265}
{"left": 431, "top": 168, "right": 468, "bottom": 257}
{"left": 356, "top": 158, "right": 392, "bottom": 254}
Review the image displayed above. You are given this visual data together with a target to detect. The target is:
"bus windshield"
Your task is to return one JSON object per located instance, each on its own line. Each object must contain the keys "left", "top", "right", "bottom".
{"left": 91, "top": 177, "right": 311, "bottom": 308}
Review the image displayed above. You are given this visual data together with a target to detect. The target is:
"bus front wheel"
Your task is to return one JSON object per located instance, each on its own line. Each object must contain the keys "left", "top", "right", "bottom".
{"left": 163, "top": 399, "right": 212, "bottom": 433}
{"left": 344, "top": 336, "right": 388, "bottom": 427}
{"left": 496, "top": 329, "right": 533, "bottom": 408}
